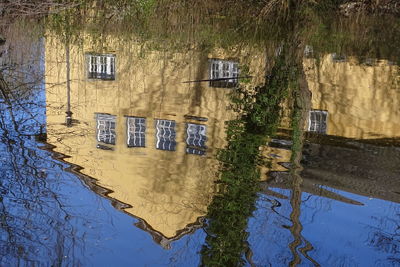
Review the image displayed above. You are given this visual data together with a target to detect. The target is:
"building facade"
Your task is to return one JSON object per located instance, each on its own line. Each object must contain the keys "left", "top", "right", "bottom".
{"left": 44, "top": 33, "right": 266, "bottom": 244}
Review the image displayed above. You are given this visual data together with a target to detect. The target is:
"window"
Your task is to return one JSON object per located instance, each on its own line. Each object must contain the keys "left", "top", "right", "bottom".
{"left": 331, "top": 53, "right": 346, "bottom": 63}
{"left": 363, "top": 58, "right": 378, "bottom": 66}
{"left": 209, "top": 59, "right": 239, "bottom": 88}
{"left": 186, "top": 123, "right": 207, "bottom": 155}
{"left": 186, "top": 147, "right": 206, "bottom": 156}
{"left": 155, "top": 119, "right": 176, "bottom": 151}
{"left": 127, "top": 117, "right": 146, "bottom": 147}
{"left": 304, "top": 45, "right": 313, "bottom": 58}
{"left": 87, "top": 54, "right": 115, "bottom": 80}
{"left": 308, "top": 110, "right": 328, "bottom": 134}
{"left": 96, "top": 114, "right": 116, "bottom": 145}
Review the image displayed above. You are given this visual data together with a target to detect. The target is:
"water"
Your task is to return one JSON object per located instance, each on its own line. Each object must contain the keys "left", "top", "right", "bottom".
{"left": 0, "top": 2, "right": 399, "bottom": 266}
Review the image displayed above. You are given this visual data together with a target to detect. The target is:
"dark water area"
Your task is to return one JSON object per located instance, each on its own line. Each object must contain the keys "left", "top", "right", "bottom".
{"left": 0, "top": 1, "right": 399, "bottom": 266}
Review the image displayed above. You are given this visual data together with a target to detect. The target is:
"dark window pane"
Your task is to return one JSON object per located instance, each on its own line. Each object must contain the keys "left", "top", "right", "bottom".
{"left": 155, "top": 119, "right": 176, "bottom": 151}
{"left": 96, "top": 114, "right": 116, "bottom": 145}
{"left": 209, "top": 59, "right": 239, "bottom": 88}
{"left": 186, "top": 123, "right": 207, "bottom": 156}
{"left": 87, "top": 54, "right": 116, "bottom": 80}
{"left": 127, "top": 117, "right": 146, "bottom": 147}
{"left": 308, "top": 110, "right": 328, "bottom": 134}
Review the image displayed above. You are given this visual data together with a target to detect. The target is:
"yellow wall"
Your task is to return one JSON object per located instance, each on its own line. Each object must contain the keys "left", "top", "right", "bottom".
{"left": 259, "top": 146, "right": 292, "bottom": 181}
{"left": 304, "top": 55, "right": 400, "bottom": 139}
{"left": 45, "top": 32, "right": 400, "bottom": 240}
{"left": 44, "top": 34, "right": 265, "bottom": 240}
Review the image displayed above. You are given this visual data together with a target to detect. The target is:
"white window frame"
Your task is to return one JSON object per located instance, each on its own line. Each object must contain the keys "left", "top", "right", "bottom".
{"left": 186, "top": 123, "right": 207, "bottom": 155}
{"left": 308, "top": 110, "right": 328, "bottom": 134}
{"left": 155, "top": 119, "right": 176, "bottom": 151}
{"left": 209, "top": 59, "right": 239, "bottom": 85}
{"left": 127, "top": 117, "right": 146, "bottom": 147}
{"left": 96, "top": 114, "right": 116, "bottom": 145}
{"left": 87, "top": 54, "right": 116, "bottom": 80}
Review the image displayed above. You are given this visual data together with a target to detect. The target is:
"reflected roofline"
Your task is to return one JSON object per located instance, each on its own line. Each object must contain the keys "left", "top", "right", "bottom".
{"left": 37, "top": 140, "right": 205, "bottom": 249}
{"left": 276, "top": 128, "right": 400, "bottom": 148}
{"left": 264, "top": 130, "right": 400, "bottom": 204}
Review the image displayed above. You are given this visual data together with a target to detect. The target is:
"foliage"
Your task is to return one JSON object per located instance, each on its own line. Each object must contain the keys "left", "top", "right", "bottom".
{"left": 36, "top": 0, "right": 400, "bottom": 62}
{"left": 200, "top": 51, "right": 296, "bottom": 266}
{"left": 306, "top": 8, "right": 400, "bottom": 62}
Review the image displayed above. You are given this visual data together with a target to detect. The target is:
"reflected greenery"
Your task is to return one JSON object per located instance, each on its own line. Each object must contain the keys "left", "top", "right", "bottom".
{"left": 1, "top": 0, "right": 399, "bottom": 266}
{"left": 41, "top": 0, "right": 400, "bottom": 62}
{"left": 201, "top": 49, "right": 299, "bottom": 266}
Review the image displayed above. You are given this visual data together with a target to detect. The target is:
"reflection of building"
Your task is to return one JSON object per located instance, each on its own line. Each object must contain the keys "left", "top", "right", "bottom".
{"left": 304, "top": 54, "right": 400, "bottom": 139}
{"left": 44, "top": 34, "right": 265, "bottom": 246}
{"left": 264, "top": 55, "right": 400, "bottom": 204}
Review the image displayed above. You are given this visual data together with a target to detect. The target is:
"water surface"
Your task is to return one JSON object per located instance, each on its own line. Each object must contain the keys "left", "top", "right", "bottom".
{"left": 0, "top": 2, "right": 399, "bottom": 266}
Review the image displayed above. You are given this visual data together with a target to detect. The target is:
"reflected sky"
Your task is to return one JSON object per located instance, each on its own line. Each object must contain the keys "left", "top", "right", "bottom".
{"left": 250, "top": 188, "right": 400, "bottom": 266}
{"left": 1, "top": 2, "right": 400, "bottom": 266}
